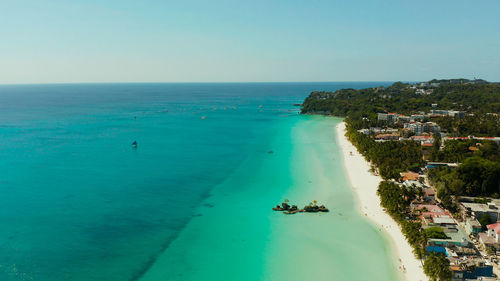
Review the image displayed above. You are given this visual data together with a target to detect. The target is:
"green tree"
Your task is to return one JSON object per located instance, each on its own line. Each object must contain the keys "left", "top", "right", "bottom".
{"left": 424, "top": 227, "right": 448, "bottom": 239}
{"left": 431, "top": 134, "right": 441, "bottom": 161}
{"left": 423, "top": 252, "right": 452, "bottom": 281}
{"left": 479, "top": 213, "right": 492, "bottom": 230}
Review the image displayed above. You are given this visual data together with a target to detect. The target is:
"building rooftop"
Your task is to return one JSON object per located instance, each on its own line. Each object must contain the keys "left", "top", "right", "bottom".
{"left": 487, "top": 222, "right": 500, "bottom": 234}
{"left": 427, "top": 225, "right": 471, "bottom": 246}
{"left": 479, "top": 232, "right": 498, "bottom": 246}
{"left": 400, "top": 171, "right": 420, "bottom": 181}
{"left": 416, "top": 204, "right": 445, "bottom": 213}
{"left": 433, "top": 216, "right": 456, "bottom": 225}
{"left": 424, "top": 188, "right": 436, "bottom": 197}
{"left": 402, "top": 180, "right": 424, "bottom": 189}
{"left": 462, "top": 202, "right": 498, "bottom": 213}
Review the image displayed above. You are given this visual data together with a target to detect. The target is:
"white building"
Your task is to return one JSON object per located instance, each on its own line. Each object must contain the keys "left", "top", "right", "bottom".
{"left": 486, "top": 223, "right": 500, "bottom": 242}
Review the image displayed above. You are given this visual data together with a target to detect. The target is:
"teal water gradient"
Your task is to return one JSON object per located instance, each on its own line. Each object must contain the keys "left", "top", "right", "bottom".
{"left": 0, "top": 83, "right": 395, "bottom": 281}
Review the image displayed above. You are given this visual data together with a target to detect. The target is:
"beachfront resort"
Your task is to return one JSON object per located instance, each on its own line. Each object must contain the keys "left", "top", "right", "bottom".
{"left": 302, "top": 79, "right": 500, "bottom": 281}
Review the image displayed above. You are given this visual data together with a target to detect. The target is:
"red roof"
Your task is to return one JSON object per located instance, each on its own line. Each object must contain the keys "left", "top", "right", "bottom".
{"left": 422, "top": 143, "right": 433, "bottom": 147}
{"left": 401, "top": 171, "right": 420, "bottom": 181}
{"left": 416, "top": 204, "right": 444, "bottom": 213}
{"left": 487, "top": 223, "right": 500, "bottom": 234}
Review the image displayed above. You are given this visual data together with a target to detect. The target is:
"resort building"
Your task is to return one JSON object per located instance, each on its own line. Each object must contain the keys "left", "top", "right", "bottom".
{"left": 374, "top": 133, "right": 399, "bottom": 141}
{"left": 431, "top": 109, "right": 450, "bottom": 116}
{"left": 448, "top": 110, "right": 466, "bottom": 118}
{"left": 410, "top": 135, "right": 434, "bottom": 144}
{"left": 400, "top": 171, "right": 420, "bottom": 181}
{"left": 404, "top": 121, "right": 440, "bottom": 135}
{"left": 377, "top": 113, "right": 399, "bottom": 122}
{"left": 426, "top": 225, "right": 470, "bottom": 247}
{"left": 358, "top": 127, "right": 399, "bottom": 136}
{"left": 465, "top": 218, "right": 482, "bottom": 235}
{"left": 397, "top": 114, "right": 410, "bottom": 122}
{"left": 410, "top": 114, "right": 426, "bottom": 121}
{"left": 460, "top": 202, "right": 500, "bottom": 222}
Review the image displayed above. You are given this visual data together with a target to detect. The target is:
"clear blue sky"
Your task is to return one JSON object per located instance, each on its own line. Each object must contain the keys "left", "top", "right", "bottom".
{"left": 1, "top": 0, "right": 499, "bottom": 83}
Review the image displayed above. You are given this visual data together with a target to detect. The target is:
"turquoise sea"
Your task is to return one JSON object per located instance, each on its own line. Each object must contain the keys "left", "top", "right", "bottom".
{"left": 0, "top": 82, "right": 399, "bottom": 281}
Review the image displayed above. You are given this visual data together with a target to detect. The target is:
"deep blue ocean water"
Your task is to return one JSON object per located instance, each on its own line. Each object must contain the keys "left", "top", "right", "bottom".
{"left": 0, "top": 82, "right": 391, "bottom": 281}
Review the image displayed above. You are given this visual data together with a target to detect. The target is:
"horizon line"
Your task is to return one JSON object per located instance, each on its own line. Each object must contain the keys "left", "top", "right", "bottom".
{"left": 0, "top": 80, "right": 415, "bottom": 86}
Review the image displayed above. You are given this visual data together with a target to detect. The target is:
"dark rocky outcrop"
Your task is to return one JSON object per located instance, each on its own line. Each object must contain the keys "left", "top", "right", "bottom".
{"left": 273, "top": 201, "right": 328, "bottom": 214}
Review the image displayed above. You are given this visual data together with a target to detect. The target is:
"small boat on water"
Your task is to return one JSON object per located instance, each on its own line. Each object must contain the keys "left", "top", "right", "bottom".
{"left": 132, "top": 141, "right": 138, "bottom": 148}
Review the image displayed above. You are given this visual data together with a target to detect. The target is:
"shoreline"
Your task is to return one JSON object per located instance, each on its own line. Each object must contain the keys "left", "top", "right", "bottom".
{"left": 336, "top": 121, "right": 428, "bottom": 281}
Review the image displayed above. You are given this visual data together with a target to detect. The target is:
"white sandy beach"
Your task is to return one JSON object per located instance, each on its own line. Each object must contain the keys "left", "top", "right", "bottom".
{"left": 336, "top": 122, "right": 428, "bottom": 281}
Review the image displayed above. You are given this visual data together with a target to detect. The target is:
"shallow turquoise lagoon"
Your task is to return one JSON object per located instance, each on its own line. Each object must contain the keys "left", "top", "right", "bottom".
{"left": 0, "top": 82, "right": 398, "bottom": 281}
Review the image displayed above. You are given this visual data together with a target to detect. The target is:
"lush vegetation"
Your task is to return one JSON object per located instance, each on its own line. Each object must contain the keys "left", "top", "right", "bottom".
{"left": 377, "top": 181, "right": 426, "bottom": 258}
{"left": 302, "top": 81, "right": 500, "bottom": 138}
{"left": 428, "top": 156, "right": 500, "bottom": 197}
{"left": 424, "top": 227, "right": 449, "bottom": 239}
{"left": 302, "top": 80, "right": 500, "bottom": 280}
{"left": 432, "top": 139, "right": 500, "bottom": 163}
{"left": 428, "top": 139, "right": 500, "bottom": 197}
{"left": 346, "top": 121, "right": 423, "bottom": 179}
{"left": 434, "top": 115, "right": 500, "bottom": 136}
{"left": 423, "top": 252, "right": 452, "bottom": 281}
{"left": 302, "top": 81, "right": 500, "bottom": 117}
{"left": 479, "top": 213, "right": 494, "bottom": 230}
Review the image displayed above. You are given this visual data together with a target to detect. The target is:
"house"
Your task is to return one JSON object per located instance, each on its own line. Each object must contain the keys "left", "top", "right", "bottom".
{"left": 413, "top": 204, "right": 455, "bottom": 226}
{"left": 448, "top": 110, "right": 466, "bottom": 118}
{"left": 465, "top": 218, "right": 482, "bottom": 235}
{"left": 460, "top": 202, "right": 499, "bottom": 222}
{"left": 374, "top": 133, "right": 399, "bottom": 141}
{"left": 404, "top": 122, "right": 440, "bottom": 135}
{"left": 397, "top": 114, "right": 410, "bottom": 122}
{"left": 410, "top": 135, "right": 434, "bottom": 144}
{"left": 485, "top": 223, "right": 500, "bottom": 242}
{"left": 404, "top": 122, "right": 424, "bottom": 135}
{"left": 450, "top": 259, "right": 494, "bottom": 281}
{"left": 426, "top": 224, "right": 470, "bottom": 247}
{"left": 400, "top": 171, "right": 420, "bottom": 181}
{"left": 423, "top": 188, "right": 436, "bottom": 202}
{"left": 358, "top": 128, "right": 370, "bottom": 135}
{"left": 423, "top": 122, "right": 441, "bottom": 134}
{"left": 479, "top": 229, "right": 500, "bottom": 250}
{"left": 402, "top": 180, "right": 424, "bottom": 189}
{"left": 377, "top": 112, "right": 399, "bottom": 122}
{"left": 431, "top": 109, "right": 449, "bottom": 116}
{"left": 410, "top": 114, "right": 426, "bottom": 122}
